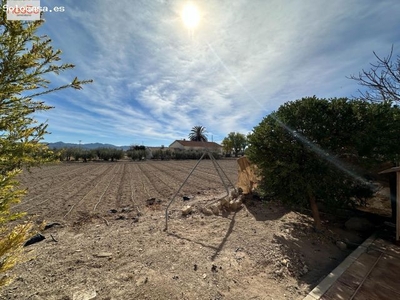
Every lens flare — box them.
[206,41,371,187]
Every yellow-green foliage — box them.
[0,170,31,286]
[0,223,32,287]
[0,170,26,223]
[0,0,91,287]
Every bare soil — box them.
[1,160,368,300]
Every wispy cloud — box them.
[36,0,400,146]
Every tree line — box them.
[53,145,223,162]
[54,147,124,162]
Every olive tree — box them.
[222,132,247,157]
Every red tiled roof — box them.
[170,140,222,148]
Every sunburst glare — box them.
[181,2,200,30]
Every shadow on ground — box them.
[273,232,341,286]
[167,212,238,261]
[270,212,375,288]
[243,197,288,221]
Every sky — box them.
[31,0,400,146]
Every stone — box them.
[135,276,148,286]
[302,265,309,274]
[345,217,374,232]
[210,203,220,215]
[336,241,347,251]
[121,207,133,213]
[230,189,239,199]
[228,198,243,211]
[181,205,192,216]
[220,197,230,208]
[72,288,97,300]
[201,207,213,216]
[94,252,112,258]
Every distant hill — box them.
[46,141,130,151]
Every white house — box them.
[169,140,223,154]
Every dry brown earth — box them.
[0,160,367,300]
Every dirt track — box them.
[1,160,359,300]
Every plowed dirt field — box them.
[13,160,238,225]
[1,160,360,300]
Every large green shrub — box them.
[247,97,400,230]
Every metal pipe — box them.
[164,152,206,231]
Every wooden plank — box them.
[379,167,400,174]
[397,172,400,241]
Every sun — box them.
[181,3,200,29]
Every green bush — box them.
[247,97,400,230]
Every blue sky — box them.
[35,0,400,146]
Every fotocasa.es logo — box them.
[6,0,41,21]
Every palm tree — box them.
[188,125,208,142]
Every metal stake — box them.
[164,150,235,231]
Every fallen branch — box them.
[44,222,62,230]
[101,217,109,226]
[50,234,58,242]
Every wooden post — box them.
[397,171,400,241]
[378,167,400,241]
